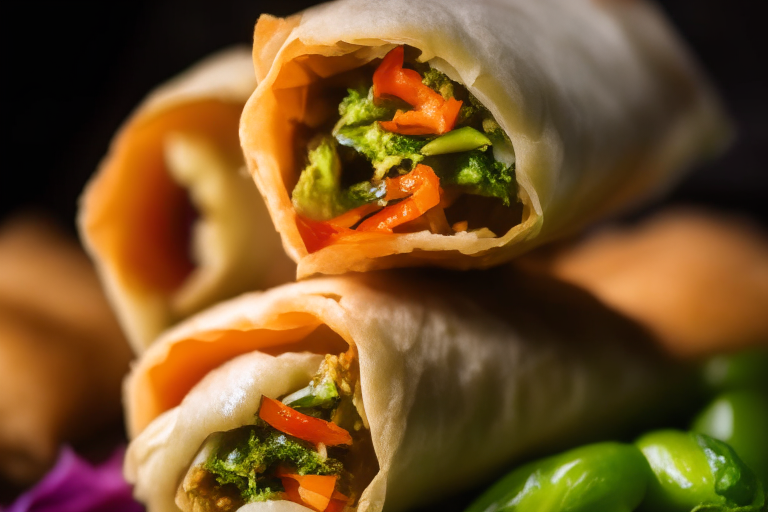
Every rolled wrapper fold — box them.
[79,47,294,353]
[242,0,730,278]
[125,271,688,512]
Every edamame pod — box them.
[692,390,768,489]
[636,430,765,512]
[464,442,650,512]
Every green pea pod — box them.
[636,430,765,512]
[692,390,768,490]
[464,442,650,512]
[702,350,768,393]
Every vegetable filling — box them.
[292,45,519,253]
[180,348,376,512]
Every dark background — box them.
[4,0,768,235]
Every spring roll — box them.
[519,209,768,358]
[124,270,687,512]
[0,216,131,486]
[241,0,730,278]
[79,47,294,353]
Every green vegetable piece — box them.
[336,123,426,179]
[431,149,516,206]
[292,137,344,221]
[636,430,764,512]
[335,86,394,129]
[420,127,492,156]
[292,137,383,221]
[464,442,651,512]
[422,67,455,100]
[692,390,768,489]
[205,425,343,503]
[282,374,340,410]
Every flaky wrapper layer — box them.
[242,0,730,278]
[79,47,293,353]
[125,271,685,512]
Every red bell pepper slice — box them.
[259,396,352,446]
[373,46,462,135]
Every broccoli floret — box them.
[292,137,344,221]
[292,137,385,221]
[434,150,516,206]
[422,68,455,100]
[205,426,343,503]
[335,86,394,130]
[481,116,511,145]
[342,180,386,208]
[336,123,426,180]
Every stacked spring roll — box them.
[519,209,768,358]
[79,48,294,352]
[241,0,730,278]
[93,1,742,511]
[124,271,688,512]
[0,216,132,486]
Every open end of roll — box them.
[267,44,522,254]
[140,320,377,512]
[85,100,253,317]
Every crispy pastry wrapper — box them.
[125,271,687,512]
[79,47,294,353]
[0,216,132,485]
[241,0,731,278]
[520,209,768,358]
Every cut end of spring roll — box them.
[124,271,690,512]
[78,47,295,353]
[241,0,731,279]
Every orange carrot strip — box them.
[278,470,340,512]
[259,397,352,446]
[327,202,382,229]
[325,497,350,512]
[296,215,343,254]
[357,164,442,233]
[373,46,461,135]
[281,477,305,507]
[296,201,384,254]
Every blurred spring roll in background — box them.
[241,0,730,278]
[124,271,690,512]
[79,47,294,353]
[520,209,768,358]
[0,216,132,487]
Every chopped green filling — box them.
[422,68,454,100]
[205,425,343,503]
[294,64,518,224]
[335,86,395,129]
[282,373,340,411]
[430,150,516,206]
[482,117,510,146]
[336,122,426,179]
[292,137,385,221]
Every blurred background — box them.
[3,0,767,233]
